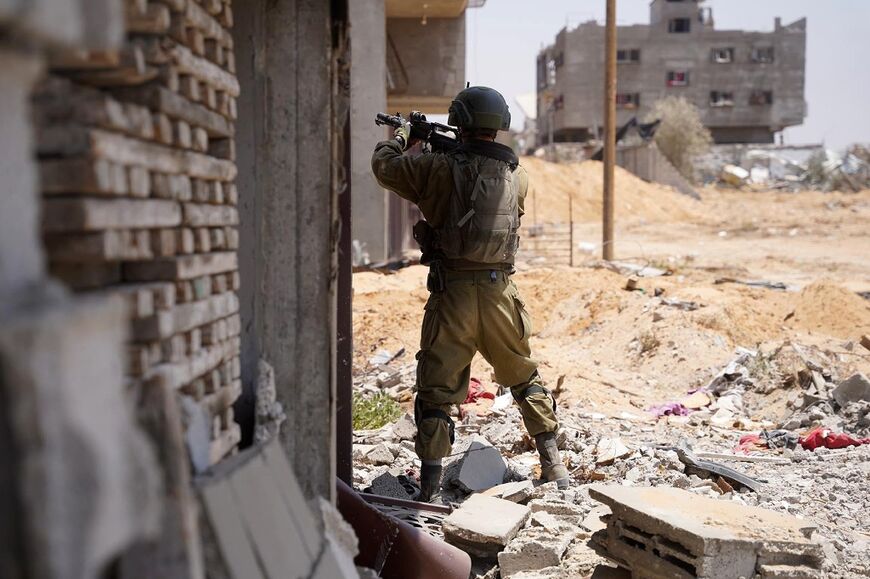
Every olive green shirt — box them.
[370,139,529,230]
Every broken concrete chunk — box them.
[526,481,560,502]
[390,413,417,440]
[832,373,870,407]
[481,480,534,503]
[530,511,583,535]
[589,485,823,579]
[581,505,610,534]
[498,527,577,578]
[363,443,394,466]
[528,499,584,519]
[442,494,531,558]
[595,437,632,465]
[444,435,507,492]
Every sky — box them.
[464,0,870,150]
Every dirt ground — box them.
[353,158,870,417]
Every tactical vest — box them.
[434,151,520,267]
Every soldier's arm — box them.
[515,165,529,219]
[371,140,437,205]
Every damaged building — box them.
[537,0,807,145]
[0,0,408,576]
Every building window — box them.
[751,47,775,63]
[666,71,689,87]
[616,93,640,109]
[749,90,774,105]
[554,51,564,68]
[669,18,691,33]
[554,94,565,110]
[536,55,547,90]
[711,48,734,63]
[710,91,734,107]
[616,49,641,63]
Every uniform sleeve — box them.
[515,165,529,219]
[371,139,438,205]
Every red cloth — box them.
[799,427,870,451]
[462,378,495,405]
[734,434,766,454]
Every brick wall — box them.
[33,0,242,466]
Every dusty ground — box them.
[354,160,870,414]
[352,159,870,577]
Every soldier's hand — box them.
[394,121,411,150]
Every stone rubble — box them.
[351,339,870,578]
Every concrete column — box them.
[349,0,388,264]
[235,0,338,501]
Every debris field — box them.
[352,166,870,578]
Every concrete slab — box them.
[481,480,534,503]
[442,494,530,558]
[589,485,823,579]
[454,438,508,492]
[368,472,413,500]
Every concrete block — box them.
[498,527,577,578]
[832,373,870,407]
[528,499,584,518]
[445,435,507,492]
[442,494,530,557]
[481,480,534,503]
[589,485,824,579]
[389,413,417,440]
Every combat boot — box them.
[418,462,442,502]
[534,432,570,489]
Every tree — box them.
[644,96,713,183]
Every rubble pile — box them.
[698,143,870,192]
[352,346,870,577]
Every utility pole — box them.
[602,0,617,261]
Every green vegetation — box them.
[352,392,402,430]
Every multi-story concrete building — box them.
[537,0,806,145]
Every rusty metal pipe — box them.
[336,479,471,578]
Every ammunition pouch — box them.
[413,220,436,265]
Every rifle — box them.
[375,111,460,153]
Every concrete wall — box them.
[235,0,340,501]
[387,15,466,113]
[538,2,806,145]
[351,0,389,264]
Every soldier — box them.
[371,86,569,501]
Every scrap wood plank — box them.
[43,198,181,232]
[38,126,236,180]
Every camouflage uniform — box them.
[371,139,559,461]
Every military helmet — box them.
[448,86,511,131]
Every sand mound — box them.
[520,157,699,224]
[787,281,870,339]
